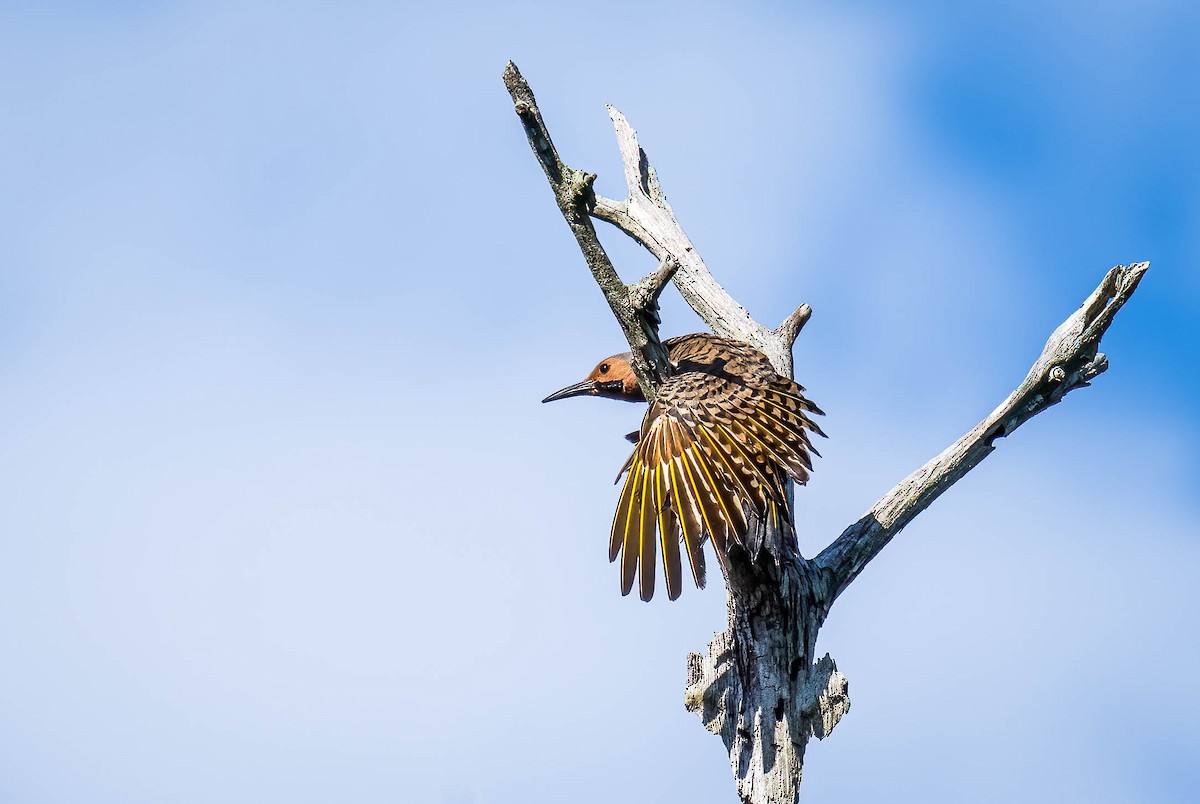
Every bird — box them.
[542,333,824,601]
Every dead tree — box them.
[503,62,1147,804]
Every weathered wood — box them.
[813,261,1147,606]
[502,62,674,402]
[589,106,799,377]
[504,61,1147,803]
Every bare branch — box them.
[774,303,813,348]
[814,262,1149,604]
[591,106,812,376]
[503,62,671,401]
[628,256,679,315]
[505,61,814,396]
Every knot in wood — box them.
[558,169,597,218]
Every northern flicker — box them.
[543,333,824,601]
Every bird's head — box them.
[542,352,645,403]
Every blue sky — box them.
[1,2,1197,802]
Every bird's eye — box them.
[599,363,610,374]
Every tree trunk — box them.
[687,543,848,803]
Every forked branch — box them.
[814,261,1149,604]
[503,62,674,401]
[590,106,809,376]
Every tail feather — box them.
[682,447,732,562]
[670,456,707,588]
[693,424,758,532]
[654,465,683,601]
[611,462,641,562]
[636,466,657,601]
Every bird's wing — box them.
[610,368,823,601]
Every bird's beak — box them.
[542,379,597,403]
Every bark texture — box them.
[504,61,1147,803]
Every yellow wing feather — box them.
[605,333,825,600]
